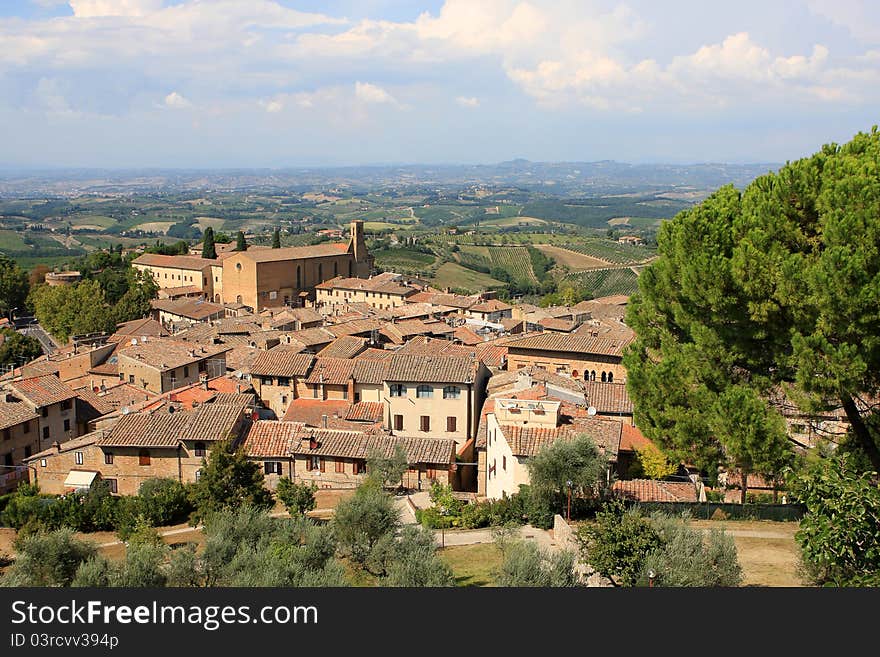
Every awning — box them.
[63,470,99,489]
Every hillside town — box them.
[0,219,821,512]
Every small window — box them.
[75,451,83,465]
[105,478,118,494]
[342,387,348,400]
[23,421,30,434]
[443,386,460,399]
[264,461,282,475]
[104,452,113,465]
[277,377,290,387]
[61,399,72,411]
[420,416,430,432]
[389,384,404,397]
[63,419,70,432]
[41,407,49,418]
[394,414,403,431]
[183,366,189,378]
[503,456,507,471]
[24,445,31,458]
[42,427,50,440]
[310,455,321,471]
[335,459,345,474]
[446,416,457,433]
[194,442,206,457]
[269,291,277,300]
[416,385,433,399]
[195,469,202,481]
[40,458,47,468]
[601,372,607,382]
[1,429,8,441]
[129,374,135,384]
[119,372,125,381]
[139,449,151,466]
[608,372,614,383]
[353,460,366,475]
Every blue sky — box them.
[0,0,877,168]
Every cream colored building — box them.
[132,254,216,298]
[383,353,490,447]
[316,272,417,311]
[504,332,634,383]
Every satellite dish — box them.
[121,407,130,415]
[587,406,597,416]
[130,339,138,346]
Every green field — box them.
[438,543,502,587]
[481,215,546,227]
[564,267,641,297]
[373,247,436,272]
[431,262,505,293]
[0,230,30,251]
[488,247,538,284]
[70,214,116,228]
[562,239,656,265]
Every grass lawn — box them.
[431,262,505,293]
[438,543,503,587]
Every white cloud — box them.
[70,0,164,18]
[164,91,191,108]
[261,99,283,113]
[456,96,479,108]
[354,81,396,105]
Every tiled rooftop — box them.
[9,375,77,408]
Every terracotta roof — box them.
[282,399,368,430]
[500,417,621,459]
[9,375,77,408]
[244,420,455,464]
[151,298,224,321]
[385,353,478,384]
[406,291,477,309]
[453,327,484,346]
[117,340,230,372]
[97,401,247,448]
[345,401,384,423]
[250,349,314,377]
[284,327,337,348]
[469,299,512,313]
[582,381,633,415]
[0,401,39,431]
[619,424,655,452]
[111,318,169,339]
[304,358,354,385]
[211,392,257,406]
[326,318,385,337]
[133,253,214,271]
[357,348,393,360]
[75,383,152,418]
[395,336,506,369]
[233,242,349,263]
[25,431,103,462]
[504,332,633,357]
[317,336,369,359]
[500,317,523,331]
[538,317,579,332]
[316,273,416,296]
[352,358,389,384]
[488,366,587,396]
[612,479,698,503]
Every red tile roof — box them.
[345,401,384,423]
[612,479,698,503]
[0,401,39,431]
[504,332,634,357]
[386,353,479,384]
[9,375,77,408]
[234,242,349,262]
[97,401,247,448]
[619,424,655,452]
[304,358,354,385]
[500,417,621,459]
[243,420,455,465]
[250,349,314,377]
[317,336,369,359]
[133,253,214,271]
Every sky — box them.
[0,0,878,168]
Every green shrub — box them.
[137,478,193,526]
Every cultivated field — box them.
[488,246,538,284]
[535,244,609,269]
[431,262,505,293]
[132,221,174,234]
[564,268,641,297]
[563,239,656,265]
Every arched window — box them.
[214,295,220,303]
[139,449,151,466]
[236,295,242,304]
[590,371,596,381]
[601,372,607,382]
[416,385,433,399]
[296,266,301,288]
[608,372,614,383]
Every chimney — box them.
[321,414,328,429]
[301,432,317,450]
[52,441,61,452]
[200,372,209,390]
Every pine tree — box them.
[201,227,216,259]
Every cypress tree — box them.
[272,228,281,249]
[201,227,216,259]
[235,231,248,251]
